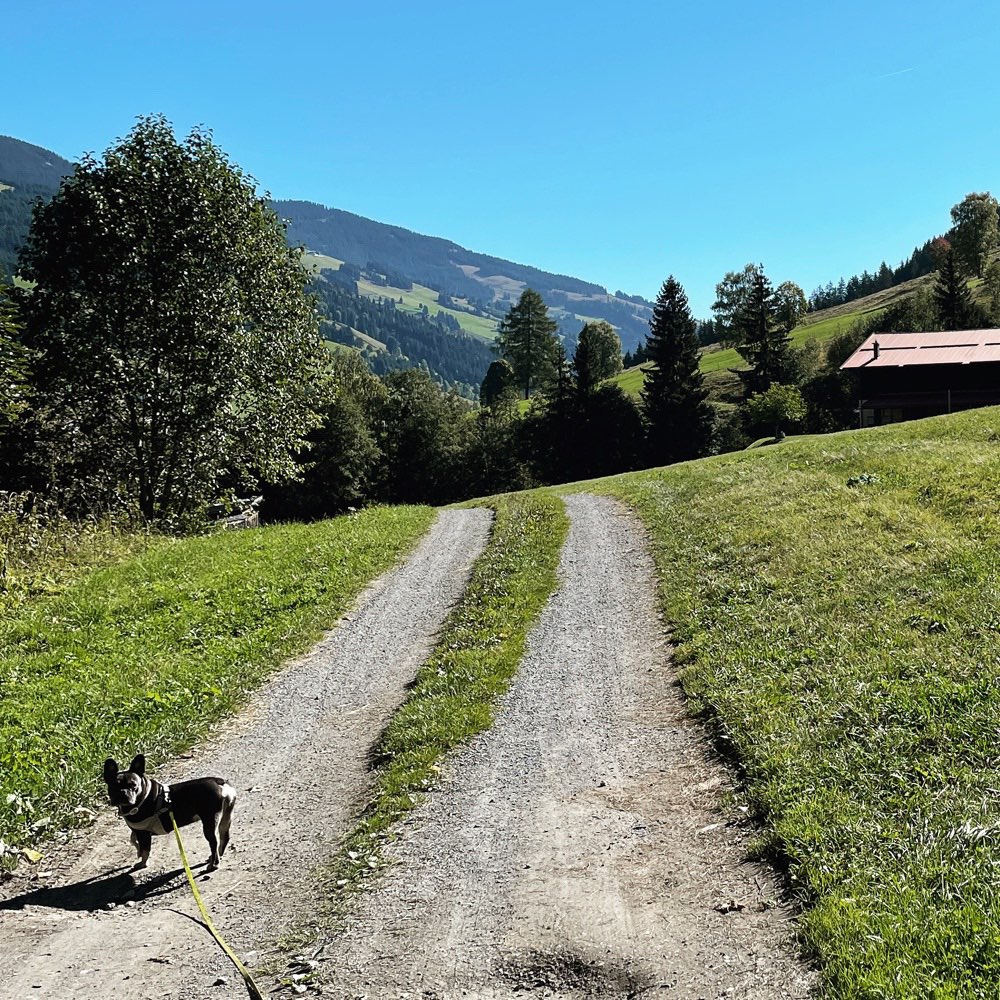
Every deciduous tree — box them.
[0,284,29,427]
[371,368,470,505]
[774,281,808,334]
[744,383,807,440]
[950,192,999,278]
[573,320,622,393]
[711,264,758,347]
[16,116,328,523]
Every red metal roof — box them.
[840,330,1000,369]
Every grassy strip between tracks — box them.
[0,505,435,867]
[322,493,567,907]
[591,407,1000,999]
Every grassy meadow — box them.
[580,408,1000,997]
[302,250,498,340]
[0,506,435,863]
[355,275,498,340]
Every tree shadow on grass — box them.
[0,862,203,913]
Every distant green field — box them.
[356,277,498,341]
[613,364,648,396]
[793,304,882,346]
[302,252,345,273]
[574,407,1000,996]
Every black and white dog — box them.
[103,753,236,871]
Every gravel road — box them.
[324,493,815,998]
[0,508,492,1000]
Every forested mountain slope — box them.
[0,136,72,276]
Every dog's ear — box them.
[128,753,146,776]
[103,758,119,783]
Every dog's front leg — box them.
[130,829,152,870]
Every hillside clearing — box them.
[613,271,942,397]
[587,408,1000,997]
[355,275,498,340]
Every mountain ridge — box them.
[0,135,653,349]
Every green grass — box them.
[356,276,498,340]
[1,499,157,617]
[613,363,648,396]
[0,506,435,864]
[579,408,1000,997]
[321,493,568,902]
[301,252,345,273]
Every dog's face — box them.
[103,754,149,815]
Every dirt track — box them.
[325,494,814,998]
[0,495,814,999]
[0,508,492,999]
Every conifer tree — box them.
[640,276,714,465]
[494,289,559,398]
[934,247,979,330]
[735,267,796,394]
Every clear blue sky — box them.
[5,0,1000,315]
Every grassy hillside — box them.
[613,270,942,399]
[305,250,498,341]
[276,199,654,350]
[356,275,498,340]
[580,409,1000,996]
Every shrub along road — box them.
[0,508,492,998]
[324,494,812,998]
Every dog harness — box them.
[124,781,174,836]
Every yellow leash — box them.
[169,811,264,1000]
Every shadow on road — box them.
[0,864,196,912]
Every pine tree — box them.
[640,276,714,465]
[735,267,795,395]
[494,289,559,399]
[934,247,978,330]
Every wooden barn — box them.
[840,330,1000,427]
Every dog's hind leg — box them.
[130,830,152,870]
[201,814,221,870]
[217,786,236,859]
